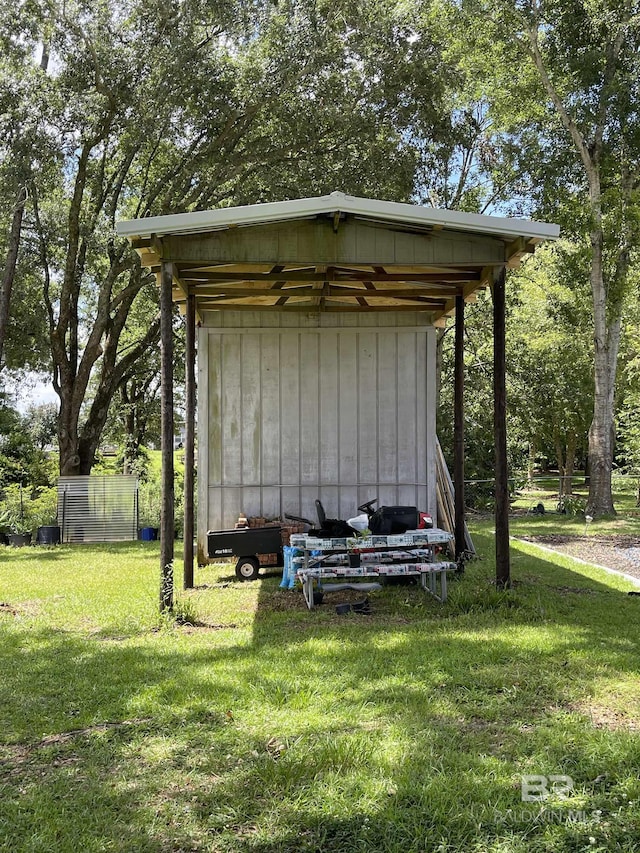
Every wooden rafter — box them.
[130,217,535,324]
[506,237,536,268]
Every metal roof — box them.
[117,192,559,320]
[117,190,560,243]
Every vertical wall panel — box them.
[207,334,222,483]
[220,335,241,486]
[279,333,301,514]
[337,333,358,518]
[261,336,280,484]
[261,334,281,518]
[299,333,320,485]
[240,336,261,485]
[397,331,418,484]
[357,332,378,493]
[319,333,339,482]
[200,314,435,548]
[318,331,339,515]
[377,332,398,487]
[415,330,429,513]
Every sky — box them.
[6,375,58,413]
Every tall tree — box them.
[460,0,640,516]
[0,2,53,371]
[508,243,593,496]
[6,0,438,475]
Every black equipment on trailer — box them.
[207,526,283,581]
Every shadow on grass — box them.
[1,532,640,851]
[0,540,161,563]
[0,544,68,563]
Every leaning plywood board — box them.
[435,438,475,555]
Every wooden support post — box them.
[183,292,196,589]
[160,260,175,611]
[493,268,511,589]
[454,293,466,560]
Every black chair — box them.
[315,499,326,528]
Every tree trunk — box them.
[564,434,577,497]
[527,442,536,486]
[0,187,27,370]
[160,262,174,612]
[586,214,619,517]
[123,390,137,475]
[58,396,82,476]
[524,21,628,518]
[554,431,565,501]
[493,269,510,589]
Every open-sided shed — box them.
[117,192,559,601]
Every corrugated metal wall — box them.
[58,475,138,543]
[198,312,436,541]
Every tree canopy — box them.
[1,0,639,517]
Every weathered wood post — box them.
[493,267,511,588]
[183,291,196,589]
[454,293,466,559]
[160,259,175,610]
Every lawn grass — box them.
[1,529,640,852]
[511,473,640,538]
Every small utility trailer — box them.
[207,526,283,580]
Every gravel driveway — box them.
[517,534,640,584]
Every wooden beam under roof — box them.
[139,242,496,317]
[156,256,508,268]
[137,251,159,267]
[198,302,438,313]
[429,281,485,322]
[270,263,290,304]
[430,265,496,322]
[196,300,447,312]
[196,290,446,305]
[176,269,481,284]
[170,261,206,324]
[506,236,536,269]
[313,264,325,309]
[174,262,312,273]
[187,285,460,299]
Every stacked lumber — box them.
[435,439,475,555]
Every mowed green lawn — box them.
[1,527,639,853]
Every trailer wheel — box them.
[236,556,260,581]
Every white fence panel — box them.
[58,475,138,543]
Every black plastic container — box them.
[36,525,61,545]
